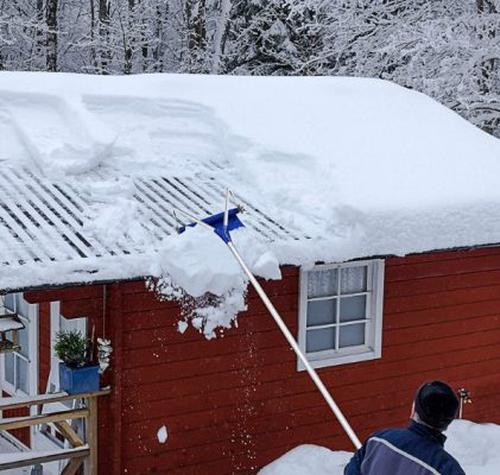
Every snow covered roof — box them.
[0,165,297,291]
[1,71,500,292]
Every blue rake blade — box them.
[179,207,245,243]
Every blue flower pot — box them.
[59,363,100,395]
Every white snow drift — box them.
[259,420,500,475]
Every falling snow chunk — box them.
[154,226,245,299]
[157,426,168,444]
[177,321,188,334]
[151,226,269,339]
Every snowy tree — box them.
[46,0,58,71]
[211,0,232,73]
[221,0,328,75]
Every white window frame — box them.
[298,259,385,370]
[0,293,39,449]
[0,294,38,398]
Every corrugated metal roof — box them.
[0,168,300,270]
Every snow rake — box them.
[174,192,362,450]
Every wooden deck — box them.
[0,387,110,474]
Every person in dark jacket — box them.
[344,380,465,475]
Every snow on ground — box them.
[447,419,500,474]
[259,445,351,475]
[2,72,500,333]
[259,420,500,475]
[0,434,56,475]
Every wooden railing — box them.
[0,387,111,474]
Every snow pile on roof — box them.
[259,420,500,475]
[150,226,281,338]
[1,71,500,311]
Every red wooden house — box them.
[1,182,500,474]
[1,73,500,474]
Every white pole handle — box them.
[173,207,362,449]
[227,241,362,450]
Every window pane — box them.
[341,266,367,294]
[4,294,15,312]
[306,327,336,353]
[17,325,29,357]
[16,295,30,318]
[340,295,367,322]
[5,352,14,385]
[339,324,366,348]
[60,316,86,335]
[307,269,338,298]
[16,357,29,393]
[307,299,336,326]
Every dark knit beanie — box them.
[414,381,459,431]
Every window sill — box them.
[1,386,29,398]
[297,348,381,371]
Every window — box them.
[2,294,32,394]
[298,260,384,369]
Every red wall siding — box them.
[115,270,302,474]
[2,391,30,447]
[26,245,500,474]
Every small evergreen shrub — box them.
[54,330,89,368]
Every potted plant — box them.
[54,330,99,394]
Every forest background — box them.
[1,1,499,137]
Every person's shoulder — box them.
[365,426,409,443]
[370,426,411,439]
[439,448,466,475]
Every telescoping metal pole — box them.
[226,240,362,450]
[174,206,362,450]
